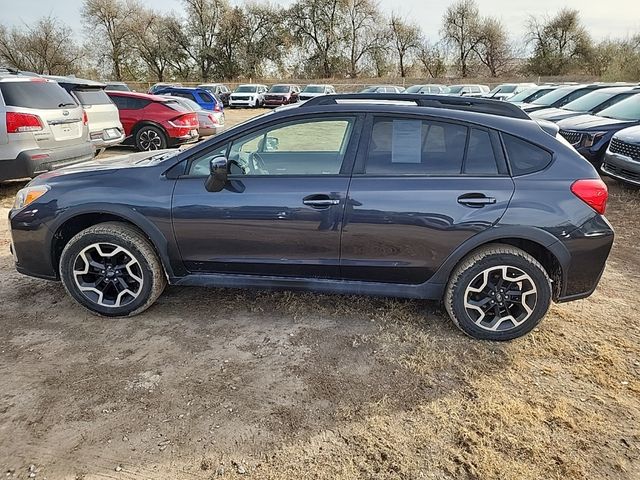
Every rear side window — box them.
[108,95,150,110]
[502,133,553,175]
[199,92,214,103]
[466,129,498,175]
[0,81,77,109]
[365,118,469,175]
[73,88,113,105]
[163,100,191,113]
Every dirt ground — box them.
[0,109,639,480]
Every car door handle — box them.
[457,193,497,208]
[303,194,340,208]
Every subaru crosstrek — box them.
[8,94,614,341]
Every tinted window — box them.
[235,86,258,93]
[73,88,113,105]
[108,95,150,110]
[225,117,355,176]
[502,133,553,175]
[466,129,498,175]
[199,91,214,103]
[173,92,196,101]
[0,81,77,109]
[365,118,467,175]
[533,87,577,106]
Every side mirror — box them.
[205,156,228,192]
[264,136,279,151]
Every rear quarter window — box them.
[73,88,113,105]
[0,81,78,109]
[502,133,553,175]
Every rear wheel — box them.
[444,244,552,340]
[59,222,166,317]
[135,125,167,151]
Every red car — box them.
[106,91,199,151]
[263,84,301,107]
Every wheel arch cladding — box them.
[51,210,172,279]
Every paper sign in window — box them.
[392,120,422,164]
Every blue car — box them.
[154,86,223,112]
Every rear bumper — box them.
[601,152,640,186]
[90,128,125,148]
[0,141,96,181]
[198,125,225,137]
[555,214,614,302]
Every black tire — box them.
[254,99,259,108]
[59,222,167,317]
[444,244,552,341]
[134,125,167,151]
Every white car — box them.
[298,84,336,101]
[229,84,268,108]
[48,76,125,151]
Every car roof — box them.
[44,75,106,88]
[107,90,166,101]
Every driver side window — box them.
[226,117,356,176]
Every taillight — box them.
[6,112,43,133]
[82,110,88,125]
[214,103,222,112]
[571,179,608,214]
[169,113,198,128]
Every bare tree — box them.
[0,16,83,75]
[344,0,380,78]
[182,0,226,81]
[441,0,482,77]
[82,0,134,80]
[129,9,176,81]
[389,14,420,78]
[417,40,447,78]
[526,8,592,75]
[215,6,245,79]
[287,0,347,77]
[241,2,288,78]
[473,17,512,77]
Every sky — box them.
[1,0,639,41]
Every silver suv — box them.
[0,69,94,182]
[48,76,125,151]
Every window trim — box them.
[353,113,509,177]
[179,113,364,178]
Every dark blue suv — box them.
[8,94,614,341]
[154,86,223,112]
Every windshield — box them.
[509,87,544,102]
[447,86,464,94]
[489,85,517,95]
[235,85,258,93]
[563,91,617,112]
[405,85,422,93]
[597,94,640,121]
[105,83,129,92]
[173,96,202,111]
[73,88,113,105]
[532,87,577,105]
[269,85,291,93]
[303,85,324,93]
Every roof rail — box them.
[301,93,530,120]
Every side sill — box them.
[170,273,445,300]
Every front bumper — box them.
[229,98,257,107]
[0,141,96,181]
[601,151,640,186]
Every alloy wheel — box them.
[72,242,144,308]
[463,265,537,332]
[139,129,162,150]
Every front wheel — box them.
[444,244,552,340]
[59,222,167,317]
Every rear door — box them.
[341,114,515,284]
[171,114,363,278]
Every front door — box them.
[171,114,362,278]
[341,115,515,284]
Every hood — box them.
[557,114,637,131]
[614,125,640,144]
[531,107,581,122]
[521,103,549,113]
[35,149,179,181]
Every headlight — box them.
[13,185,50,210]
[584,131,607,148]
